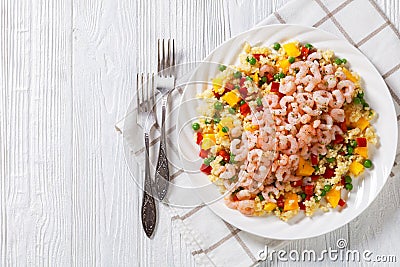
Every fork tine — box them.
[171,39,175,68]
[166,39,171,71]
[136,73,140,123]
[162,39,166,72]
[141,73,146,112]
[157,39,161,73]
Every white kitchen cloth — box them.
[116,0,400,266]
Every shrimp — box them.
[254,165,269,182]
[279,76,296,95]
[307,51,322,61]
[259,64,276,77]
[302,105,322,116]
[310,143,328,155]
[246,131,258,149]
[322,64,336,75]
[263,94,279,109]
[297,125,316,147]
[220,164,236,179]
[301,75,319,92]
[313,120,321,128]
[313,90,332,108]
[335,69,347,80]
[281,135,299,154]
[330,108,345,122]
[329,90,345,109]
[288,155,300,169]
[275,166,292,182]
[306,61,322,82]
[337,80,355,103]
[323,75,337,90]
[331,125,343,136]
[230,126,242,138]
[236,189,252,200]
[272,96,293,116]
[262,186,279,203]
[224,197,238,209]
[317,129,332,145]
[296,92,314,108]
[230,136,248,162]
[237,200,255,216]
[247,148,263,164]
[300,114,312,124]
[319,114,333,130]
[290,61,309,80]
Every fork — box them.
[155,39,175,201]
[137,73,157,238]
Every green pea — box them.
[363,102,370,108]
[345,183,353,191]
[214,101,223,110]
[273,42,281,50]
[353,97,362,105]
[246,76,253,81]
[205,119,211,124]
[335,58,343,65]
[278,72,286,79]
[213,117,221,124]
[256,97,262,106]
[228,107,236,114]
[220,160,226,166]
[192,122,200,131]
[324,185,332,192]
[363,159,373,168]
[234,71,242,78]
[222,126,229,133]
[273,74,280,81]
[305,43,313,49]
[350,140,358,147]
[326,157,335,163]
[342,58,347,64]
[300,193,306,199]
[320,189,326,197]
[347,146,354,155]
[345,175,352,184]
[261,76,267,83]
[239,100,245,106]
[248,57,256,65]
[288,56,295,64]
[357,91,364,98]
[219,65,227,72]
[314,165,320,172]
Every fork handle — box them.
[141,133,156,238]
[155,95,170,201]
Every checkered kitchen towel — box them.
[117,0,400,266]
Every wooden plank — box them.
[0,0,73,266]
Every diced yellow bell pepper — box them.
[212,77,223,91]
[277,59,290,73]
[264,202,277,212]
[283,42,301,57]
[296,157,315,176]
[326,186,341,208]
[201,134,216,150]
[343,68,358,83]
[244,124,259,132]
[353,117,370,131]
[284,193,299,211]
[349,161,364,176]
[354,147,368,158]
[252,71,259,83]
[221,90,241,107]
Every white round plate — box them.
[177,24,397,240]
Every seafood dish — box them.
[192,41,378,221]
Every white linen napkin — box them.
[116,0,400,266]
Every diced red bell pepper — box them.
[200,164,212,175]
[277,195,285,208]
[213,91,221,99]
[217,150,230,162]
[199,149,208,159]
[300,47,310,60]
[267,73,274,83]
[252,54,262,61]
[291,180,303,187]
[356,137,367,147]
[239,87,248,98]
[196,132,203,145]
[323,167,335,179]
[270,82,280,92]
[240,77,246,87]
[338,199,346,207]
[240,102,251,116]
[338,121,347,132]
[304,185,314,196]
[299,201,306,210]
[311,175,320,181]
[311,154,318,166]
[305,195,312,201]
[333,134,344,144]
[341,176,346,186]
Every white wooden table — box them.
[1,0,399,266]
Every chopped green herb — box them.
[218,65,227,72]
